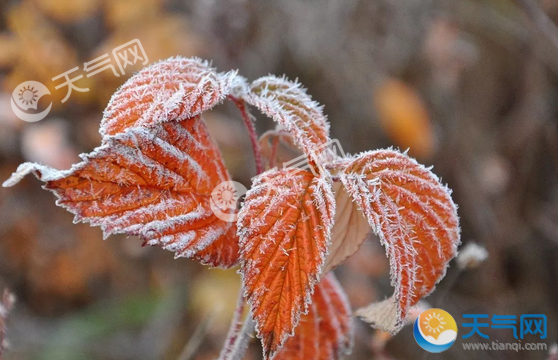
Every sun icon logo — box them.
[423,311,446,334]
[214,183,238,208]
[414,308,458,353]
[11,80,52,122]
[18,86,39,106]
[210,181,248,222]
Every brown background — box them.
[0,0,557,359]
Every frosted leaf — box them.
[355,298,398,332]
[340,149,460,333]
[237,167,335,359]
[242,76,331,161]
[274,273,353,360]
[3,117,239,268]
[323,182,372,273]
[101,57,237,137]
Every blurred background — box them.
[0,0,557,359]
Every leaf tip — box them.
[2,162,45,187]
[355,297,403,334]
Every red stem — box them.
[269,136,280,169]
[218,96,264,360]
[218,290,246,360]
[229,96,264,175]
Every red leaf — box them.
[274,273,353,360]
[237,168,335,359]
[101,57,236,137]
[3,117,239,268]
[340,149,460,332]
[242,76,331,160]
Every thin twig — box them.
[0,289,16,360]
[177,311,217,360]
[218,290,247,360]
[219,315,255,360]
[218,96,263,360]
[269,136,280,169]
[229,96,265,175]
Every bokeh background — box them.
[1,0,558,359]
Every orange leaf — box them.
[374,79,436,159]
[237,168,335,359]
[274,273,353,360]
[3,117,239,268]
[340,149,460,332]
[242,76,331,160]
[101,57,236,137]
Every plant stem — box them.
[218,290,246,360]
[218,96,263,360]
[0,289,15,360]
[229,96,265,175]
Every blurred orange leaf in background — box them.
[31,0,100,24]
[374,78,436,159]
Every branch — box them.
[0,289,15,360]
[229,96,265,175]
[219,96,263,360]
[218,289,255,360]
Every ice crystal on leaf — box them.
[340,149,460,332]
[3,56,461,360]
[274,273,353,360]
[4,57,240,268]
[4,118,239,268]
[237,168,335,359]
[241,76,331,162]
[101,57,237,137]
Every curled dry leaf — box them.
[237,168,335,359]
[323,182,372,273]
[274,273,353,360]
[3,118,239,268]
[242,76,331,160]
[340,149,460,332]
[101,57,236,137]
